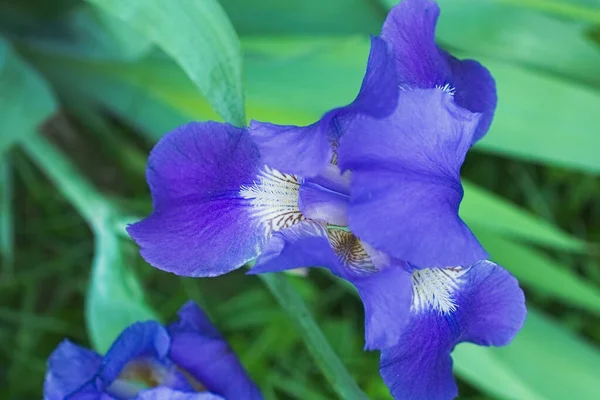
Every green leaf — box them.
[473,228,600,315]
[0,37,56,154]
[461,181,586,252]
[88,224,159,353]
[219,0,383,35]
[24,5,153,61]
[258,273,368,400]
[454,309,600,400]
[434,0,600,88]
[22,134,158,353]
[471,56,600,174]
[499,0,600,24]
[86,0,245,126]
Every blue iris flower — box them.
[44,302,262,400]
[127,0,526,399]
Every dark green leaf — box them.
[454,309,600,400]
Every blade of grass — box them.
[258,273,368,400]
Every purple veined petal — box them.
[380,260,526,400]
[249,35,398,178]
[338,88,487,268]
[136,388,224,400]
[43,340,103,400]
[249,222,412,350]
[443,53,497,144]
[128,122,306,277]
[381,0,497,141]
[298,164,351,226]
[167,303,263,400]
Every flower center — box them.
[411,267,467,314]
[240,166,304,235]
[327,229,377,274]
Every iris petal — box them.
[382,0,497,143]
[339,88,487,268]
[44,341,102,400]
[380,261,526,400]
[167,302,263,400]
[137,388,224,400]
[128,122,284,277]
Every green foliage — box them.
[2,0,600,399]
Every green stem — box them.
[0,154,13,277]
[21,134,111,230]
[258,273,368,400]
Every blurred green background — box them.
[1,0,600,399]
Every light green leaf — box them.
[86,0,245,126]
[472,57,600,174]
[461,181,586,252]
[259,273,368,400]
[434,0,600,88]
[88,224,159,353]
[0,37,56,154]
[454,309,600,400]
[473,228,600,315]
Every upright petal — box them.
[382,0,448,88]
[249,35,397,177]
[44,340,103,400]
[250,222,412,350]
[127,122,269,277]
[380,261,526,400]
[338,88,487,268]
[382,0,497,141]
[167,303,263,400]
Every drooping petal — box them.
[338,88,487,268]
[167,303,263,400]
[137,388,224,400]
[249,35,398,177]
[380,261,526,400]
[44,340,103,400]
[250,222,412,350]
[298,164,351,226]
[381,0,497,142]
[128,122,273,277]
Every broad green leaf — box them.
[454,309,600,400]
[258,273,368,400]
[434,0,600,88]
[461,181,586,252]
[0,37,56,154]
[24,5,153,61]
[219,0,383,35]
[22,134,158,353]
[88,225,159,353]
[472,57,600,174]
[473,228,600,315]
[499,0,600,24]
[87,0,245,126]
